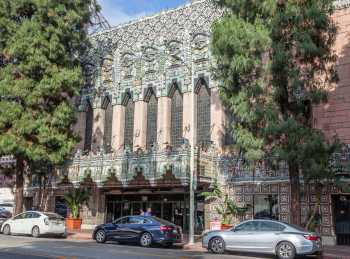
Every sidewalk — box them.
[67,231,350,258]
[323,246,350,259]
[66,230,92,240]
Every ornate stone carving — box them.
[166,40,183,67]
[83,0,222,99]
[120,52,136,79]
[192,32,209,62]
[101,55,114,86]
[142,46,158,74]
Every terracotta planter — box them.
[221,223,233,230]
[66,218,82,231]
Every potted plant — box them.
[201,180,244,230]
[64,188,90,231]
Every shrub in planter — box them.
[201,180,248,230]
[64,188,90,231]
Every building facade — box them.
[21,0,350,245]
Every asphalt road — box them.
[0,235,273,259]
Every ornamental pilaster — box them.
[111,104,126,153]
[133,100,148,150]
[157,96,171,149]
[210,87,226,151]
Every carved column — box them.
[73,110,86,151]
[210,87,225,151]
[133,100,148,150]
[111,104,125,152]
[183,92,197,146]
[157,96,171,148]
[92,104,105,151]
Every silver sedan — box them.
[202,219,322,259]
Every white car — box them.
[1,211,66,237]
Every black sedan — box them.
[93,216,182,247]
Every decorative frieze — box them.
[79,0,223,107]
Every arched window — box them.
[170,87,183,148]
[197,84,211,146]
[124,94,134,150]
[103,97,113,152]
[146,91,158,150]
[84,101,93,151]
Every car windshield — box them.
[152,217,174,226]
[0,203,13,207]
[44,213,64,220]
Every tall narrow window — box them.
[84,102,93,151]
[103,98,113,152]
[171,88,183,148]
[146,92,158,150]
[197,85,211,146]
[124,95,134,150]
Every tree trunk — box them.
[14,159,24,215]
[289,162,301,226]
[306,183,322,231]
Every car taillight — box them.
[160,226,172,232]
[44,218,49,225]
[304,234,318,241]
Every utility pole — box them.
[189,52,195,245]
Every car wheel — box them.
[209,237,225,254]
[32,226,40,238]
[139,232,152,247]
[276,241,296,259]
[3,225,11,235]
[95,229,107,243]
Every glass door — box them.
[131,202,142,216]
[163,202,173,222]
[150,202,162,218]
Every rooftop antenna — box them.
[88,0,111,34]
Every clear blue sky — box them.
[98,0,189,27]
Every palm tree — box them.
[64,188,90,219]
[201,180,242,225]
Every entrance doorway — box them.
[105,193,204,233]
[332,195,350,245]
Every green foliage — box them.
[0,1,95,171]
[212,0,339,225]
[64,188,90,219]
[202,180,248,224]
[212,0,339,183]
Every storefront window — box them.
[105,194,191,232]
[55,196,68,218]
[253,194,279,220]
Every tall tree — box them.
[212,0,338,225]
[0,0,97,214]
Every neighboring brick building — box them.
[21,0,350,246]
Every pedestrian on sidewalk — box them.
[144,207,152,216]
